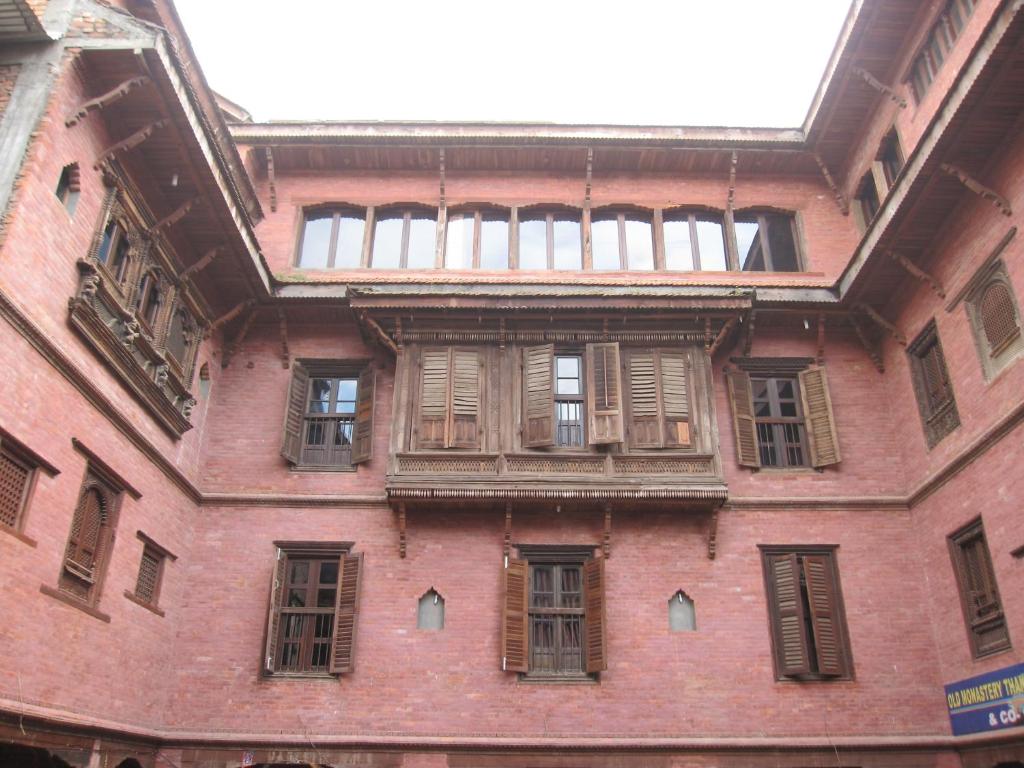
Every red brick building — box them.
[0,1,1022,767]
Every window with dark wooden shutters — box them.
[585,342,623,444]
[629,351,660,447]
[280,362,309,463]
[583,558,607,673]
[628,349,690,449]
[59,477,117,604]
[449,349,481,448]
[908,322,959,448]
[660,352,690,446]
[330,552,363,674]
[798,366,841,467]
[725,369,761,468]
[418,348,450,448]
[980,282,1019,355]
[418,347,482,449]
[134,545,161,605]
[351,368,376,464]
[522,344,556,447]
[501,559,529,672]
[263,549,287,674]
[949,519,1010,659]
[0,447,31,530]
[761,547,852,680]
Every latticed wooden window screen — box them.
[59,475,118,604]
[134,545,162,605]
[0,447,31,529]
[907,322,959,448]
[979,281,1020,355]
[948,518,1010,658]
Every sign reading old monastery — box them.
[945,663,1024,736]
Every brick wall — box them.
[0,64,20,122]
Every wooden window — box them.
[135,270,164,331]
[264,544,363,676]
[416,347,481,450]
[591,210,655,270]
[518,209,583,270]
[96,219,132,284]
[908,0,975,102]
[948,518,1011,658]
[296,207,365,269]
[625,348,690,449]
[371,207,437,269]
[965,268,1023,379]
[0,429,53,536]
[522,344,556,447]
[663,210,728,271]
[735,212,801,271]
[585,342,624,445]
[555,354,585,447]
[856,171,881,224]
[281,362,375,469]
[126,533,175,614]
[760,546,852,680]
[55,162,80,215]
[726,362,841,469]
[502,548,606,679]
[57,473,121,606]
[879,129,905,188]
[445,208,510,269]
[907,321,959,448]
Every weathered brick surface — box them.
[0,64,20,121]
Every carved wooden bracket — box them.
[816,312,826,365]
[221,308,257,368]
[743,310,756,356]
[851,67,907,108]
[727,151,738,212]
[940,163,1012,216]
[603,504,612,559]
[708,317,738,358]
[180,247,220,283]
[503,503,512,559]
[889,251,946,298]
[66,76,150,127]
[150,197,200,237]
[210,299,255,332]
[265,147,277,213]
[813,152,850,215]
[94,119,168,169]
[277,309,290,369]
[358,311,398,355]
[850,313,885,373]
[856,302,906,346]
[399,503,407,559]
[707,508,719,560]
[585,147,594,208]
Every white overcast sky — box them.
[173,0,853,127]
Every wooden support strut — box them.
[813,152,850,215]
[399,503,407,559]
[889,251,946,298]
[179,247,220,282]
[851,67,907,108]
[209,299,255,332]
[727,151,737,212]
[503,503,512,560]
[94,119,168,169]
[277,309,290,369]
[66,76,150,128]
[708,316,738,358]
[940,164,1012,216]
[221,308,257,369]
[265,147,277,213]
[358,311,399,356]
[150,197,200,237]
[743,309,756,356]
[850,313,885,373]
[603,505,612,559]
[707,508,719,560]
[816,312,826,365]
[856,303,906,346]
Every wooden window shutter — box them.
[980,282,1019,354]
[418,348,450,448]
[330,551,363,674]
[766,553,811,676]
[802,555,844,676]
[449,349,481,449]
[351,367,376,464]
[65,487,105,580]
[501,558,529,672]
[263,548,287,673]
[583,557,608,673]
[585,342,623,444]
[522,344,556,447]
[798,365,841,467]
[628,350,662,448]
[660,351,690,447]
[0,447,30,529]
[280,362,309,464]
[952,526,1010,656]
[725,369,761,468]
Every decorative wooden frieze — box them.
[399,329,707,344]
[387,486,729,503]
[66,76,150,128]
[94,119,168,169]
[940,163,1012,216]
[813,152,850,215]
[612,455,715,475]
[851,67,907,108]
[505,454,606,475]
[889,251,946,298]
[396,453,500,474]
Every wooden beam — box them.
[889,251,946,298]
[93,119,168,169]
[398,503,407,559]
[743,309,756,356]
[209,299,255,331]
[66,76,150,128]
[707,508,719,560]
[277,309,290,369]
[727,151,737,212]
[584,147,593,208]
[503,503,512,560]
[265,147,277,213]
[708,316,738,358]
[856,303,905,346]
[603,504,612,559]
[150,196,200,237]
[940,163,1012,216]
[851,67,907,108]
[358,311,399,356]
[179,247,221,282]
[221,308,257,369]
[816,312,826,365]
[813,152,849,215]
[850,313,885,373]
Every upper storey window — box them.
[908,0,976,102]
[735,212,801,272]
[297,208,364,269]
[372,207,436,269]
[445,208,510,269]
[663,210,728,271]
[518,209,583,271]
[591,210,655,271]
[96,219,132,284]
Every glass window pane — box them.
[624,217,654,270]
[406,214,437,268]
[309,378,331,412]
[479,216,509,269]
[664,218,694,270]
[445,213,474,269]
[556,356,579,379]
[765,215,799,271]
[519,218,548,270]
[335,378,357,414]
[371,216,403,268]
[335,213,364,269]
[735,218,764,271]
[299,215,333,269]
[695,217,727,270]
[591,218,621,270]
[319,561,338,585]
[552,218,582,270]
[96,222,116,265]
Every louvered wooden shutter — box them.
[586,342,623,444]
[449,349,481,449]
[980,282,1019,354]
[501,558,529,672]
[921,342,951,410]
[766,553,811,676]
[725,369,760,468]
[802,555,844,676]
[280,362,309,464]
[351,367,376,464]
[660,351,690,447]
[65,487,105,579]
[629,350,661,448]
[330,551,363,674]
[418,349,450,448]
[522,344,555,447]
[583,558,608,673]
[798,365,841,468]
[263,548,286,674]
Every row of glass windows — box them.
[296,206,803,273]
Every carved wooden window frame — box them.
[948,517,1011,659]
[906,320,960,448]
[964,263,1023,380]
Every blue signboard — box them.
[945,662,1024,736]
